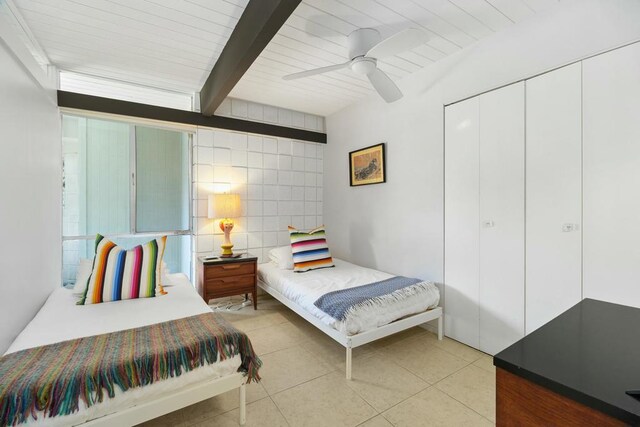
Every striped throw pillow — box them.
[289,226,334,272]
[80,234,168,305]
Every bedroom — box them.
[1,0,640,425]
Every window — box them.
[62,115,192,285]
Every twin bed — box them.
[1,256,442,425]
[258,258,443,380]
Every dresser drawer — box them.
[205,274,255,293]
[204,261,255,279]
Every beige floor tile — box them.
[435,365,496,422]
[431,336,484,363]
[136,408,188,427]
[383,387,493,427]
[228,312,289,333]
[194,397,289,427]
[273,372,377,427]
[259,345,333,395]
[246,322,307,355]
[358,415,394,427]
[368,326,429,349]
[472,353,496,374]
[345,352,429,412]
[179,381,267,425]
[381,337,469,384]
[299,333,377,372]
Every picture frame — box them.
[349,143,386,186]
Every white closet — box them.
[525,63,582,334]
[583,42,640,306]
[444,82,525,355]
[445,41,640,353]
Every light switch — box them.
[562,223,579,232]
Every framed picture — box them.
[349,143,386,186]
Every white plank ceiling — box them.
[14,0,561,116]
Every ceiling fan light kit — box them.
[282,28,427,103]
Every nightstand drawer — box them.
[204,262,255,279]
[205,274,255,293]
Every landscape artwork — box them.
[349,143,386,186]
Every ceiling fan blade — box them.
[367,69,403,103]
[282,61,351,80]
[366,28,426,59]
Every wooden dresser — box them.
[494,299,640,425]
[196,254,258,310]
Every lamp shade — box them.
[208,193,241,219]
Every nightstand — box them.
[196,254,258,310]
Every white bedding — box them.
[5,273,241,426]
[258,259,440,335]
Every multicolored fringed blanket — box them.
[314,276,439,321]
[0,312,261,426]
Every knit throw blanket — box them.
[314,276,437,321]
[0,312,261,426]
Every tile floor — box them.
[140,297,495,427]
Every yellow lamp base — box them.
[220,243,234,258]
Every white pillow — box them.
[72,258,93,296]
[269,246,294,270]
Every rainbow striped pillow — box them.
[80,234,167,305]
[289,226,334,272]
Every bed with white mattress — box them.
[4,273,248,427]
[258,258,443,379]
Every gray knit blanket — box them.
[314,276,431,321]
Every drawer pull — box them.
[220,278,239,283]
[222,264,241,270]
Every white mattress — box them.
[5,273,241,426]
[258,259,440,335]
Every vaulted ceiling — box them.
[14,0,561,116]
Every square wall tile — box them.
[231,150,247,167]
[213,166,231,183]
[263,216,278,232]
[305,216,317,229]
[263,169,278,185]
[248,135,262,152]
[305,172,316,187]
[291,201,304,216]
[305,143,316,158]
[248,184,263,200]
[264,106,278,123]
[292,141,305,157]
[247,216,263,232]
[248,168,263,184]
[278,231,290,246]
[278,109,292,127]
[248,200,263,216]
[305,157,316,172]
[248,103,264,121]
[278,201,291,215]
[198,129,214,147]
[230,133,248,150]
[264,200,278,216]
[278,155,292,170]
[263,185,278,200]
[278,216,292,230]
[305,201,316,215]
[231,167,247,184]
[214,131,232,148]
[292,156,305,172]
[292,172,305,186]
[305,187,316,201]
[278,186,292,201]
[197,165,213,183]
[213,148,231,165]
[292,186,304,201]
[197,146,213,165]
[248,232,263,248]
[316,146,324,159]
[305,114,318,131]
[263,137,278,154]
[316,173,323,187]
[278,171,292,185]
[291,216,305,229]
[264,153,278,170]
[278,139,292,155]
[248,152,263,168]
[263,232,278,247]
[231,99,248,117]
[292,111,305,128]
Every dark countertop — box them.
[198,253,258,265]
[494,298,640,424]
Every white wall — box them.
[324,0,640,288]
[0,41,61,353]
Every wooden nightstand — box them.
[196,254,258,309]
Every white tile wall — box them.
[193,129,324,264]
[216,97,326,133]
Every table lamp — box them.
[208,193,241,257]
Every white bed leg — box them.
[346,347,352,380]
[437,315,443,341]
[239,384,246,425]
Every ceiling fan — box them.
[282,28,426,103]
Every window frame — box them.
[60,110,194,242]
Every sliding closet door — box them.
[583,42,640,307]
[478,82,525,355]
[444,96,480,349]
[525,63,582,333]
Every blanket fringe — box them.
[0,314,262,426]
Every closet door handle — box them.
[482,220,495,228]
